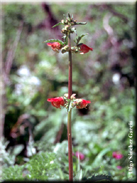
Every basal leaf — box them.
[84,174,112,182]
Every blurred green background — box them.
[1,2,136,181]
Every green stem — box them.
[67,33,73,181]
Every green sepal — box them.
[67,99,76,112]
[44,39,65,46]
[67,13,71,21]
[62,35,68,45]
[76,22,87,25]
[52,22,63,28]
[68,101,72,112]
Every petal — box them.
[47,43,52,46]
[47,98,53,102]
[47,97,65,109]
[76,99,90,109]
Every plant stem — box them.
[68,34,72,99]
[67,33,73,181]
[67,109,73,181]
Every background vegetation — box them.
[1,2,136,181]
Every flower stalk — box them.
[46,13,92,181]
[67,109,73,180]
[67,33,73,180]
[68,34,72,99]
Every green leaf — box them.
[52,22,62,28]
[75,169,83,181]
[44,39,65,46]
[76,33,88,45]
[92,148,111,167]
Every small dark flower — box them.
[112,152,123,160]
[117,166,122,169]
[75,151,85,161]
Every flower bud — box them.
[61,27,67,34]
[74,49,79,53]
[64,93,68,99]
[70,27,76,33]
[61,45,69,53]
[61,19,65,24]
[62,25,72,34]
[71,46,78,53]
[71,94,76,100]
[65,25,70,29]
[65,20,68,24]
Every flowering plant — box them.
[45,13,92,181]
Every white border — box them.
[0,0,136,3]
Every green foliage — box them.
[0,138,24,169]
[25,152,59,180]
[2,152,60,181]
[2,165,25,180]
[91,148,111,168]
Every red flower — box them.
[47,97,65,109]
[75,99,91,109]
[47,42,62,52]
[78,43,93,54]
[75,152,85,161]
[112,152,123,160]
